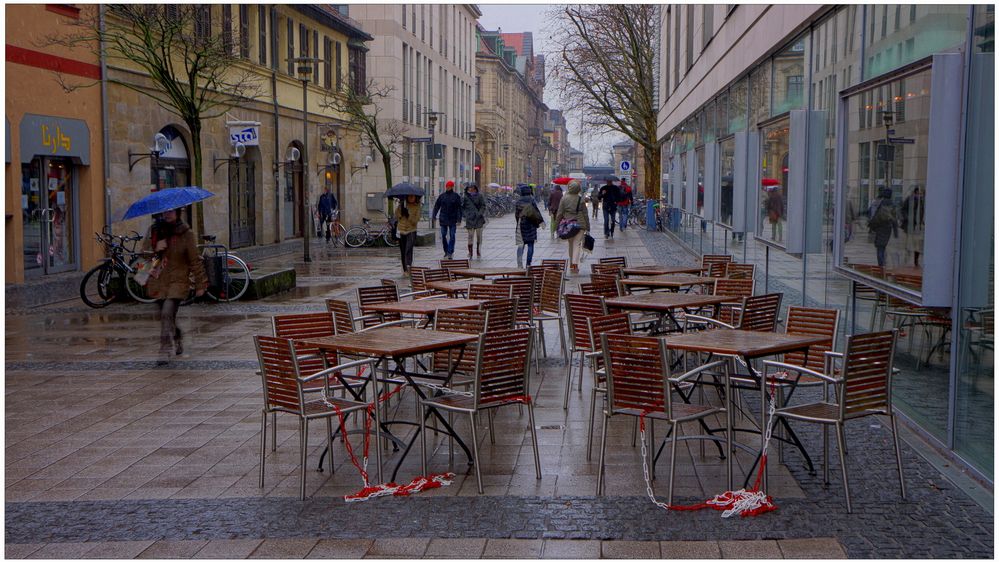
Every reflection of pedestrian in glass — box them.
[766,188,784,242]
[900,186,925,267]
[867,187,898,267]
[844,197,857,243]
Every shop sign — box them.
[20,114,90,164]
[229,124,260,146]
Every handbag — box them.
[582,233,595,252]
[133,255,163,287]
[557,197,583,240]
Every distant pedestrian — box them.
[142,209,207,365]
[555,180,590,274]
[317,187,338,242]
[515,184,544,268]
[617,181,634,231]
[462,183,486,259]
[900,186,925,267]
[597,179,621,238]
[867,187,898,268]
[547,185,563,238]
[766,188,784,242]
[590,187,600,220]
[432,180,463,259]
[395,194,422,274]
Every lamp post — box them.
[502,143,510,185]
[425,110,441,227]
[468,131,477,185]
[293,56,318,263]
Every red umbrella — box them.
[552,177,573,185]
[761,178,780,186]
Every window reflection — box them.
[719,137,735,228]
[759,119,789,245]
[773,36,808,114]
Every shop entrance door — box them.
[21,157,77,276]
[229,159,255,248]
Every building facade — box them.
[6,5,107,284]
[657,4,994,480]
[474,28,547,189]
[106,5,373,252]
[349,4,479,215]
[568,148,584,173]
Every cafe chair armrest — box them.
[762,360,840,384]
[669,360,728,383]
[684,314,736,330]
[358,319,419,333]
[303,357,380,383]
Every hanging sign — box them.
[229,124,260,146]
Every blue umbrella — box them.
[383,182,424,199]
[120,187,215,221]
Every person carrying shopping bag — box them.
[555,180,590,274]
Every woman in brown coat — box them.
[142,209,208,363]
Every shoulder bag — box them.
[557,197,582,240]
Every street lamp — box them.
[502,143,510,185]
[468,131,477,185]
[293,56,318,263]
[425,110,442,226]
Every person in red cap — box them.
[432,180,463,259]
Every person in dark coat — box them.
[766,188,785,242]
[547,185,563,238]
[462,183,486,259]
[515,184,544,268]
[597,180,621,238]
[432,180,463,259]
[317,187,338,242]
[868,187,898,267]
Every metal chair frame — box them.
[563,293,608,410]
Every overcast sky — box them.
[478,3,620,166]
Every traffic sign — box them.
[888,137,915,144]
[620,160,632,172]
[410,137,432,143]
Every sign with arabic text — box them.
[19,114,90,164]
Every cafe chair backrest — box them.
[839,330,898,420]
[738,293,783,332]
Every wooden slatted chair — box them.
[599,256,628,268]
[583,313,633,460]
[357,285,402,327]
[701,254,733,275]
[468,283,514,300]
[726,263,756,280]
[532,269,568,362]
[738,293,784,332]
[439,258,471,270]
[708,277,755,325]
[480,297,518,331]
[580,280,620,298]
[542,259,568,272]
[431,308,489,389]
[563,294,608,409]
[596,334,727,501]
[769,330,905,513]
[419,327,541,494]
[494,277,534,327]
[706,261,730,278]
[591,263,624,278]
[409,265,429,292]
[255,335,381,500]
[528,264,559,310]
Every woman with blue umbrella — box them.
[125,188,211,364]
[386,182,424,275]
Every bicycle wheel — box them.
[344,226,368,248]
[80,263,116,308]
[383,230,400,247]
[330,223,347,246]
[206,254,251,302]
[124,260,158,304]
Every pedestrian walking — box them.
[462,183,486,259]
[547,185,563,238]
[515,184,544,268]
[597,179,621,239]
[555,180,590,274]
[900,186,925,267]
[867,187,898,268]
[432,180,463,259]
[395,194,422,274]
[142,209,207,365]
[590,187,600,220]
[617,181,634,231]
[317,187,338,242]
[766,188,784,242]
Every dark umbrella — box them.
[383,182,424,199]
[599,175,620,183]
[120,186,215,221]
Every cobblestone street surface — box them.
[5,215,993,558]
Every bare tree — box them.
[548,4,662,198]
[44,5,262,233]
[321,79,408,194]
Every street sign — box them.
[410,137,432,143]
[620,160,631,172]
[886,129,896,135]
[888,137,915,144]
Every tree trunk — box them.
[643,143,661,200]
[188,117,206,237]
[382,150,393,215]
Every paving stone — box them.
[483,539,543,559]
[138,540,209,558]
[306,539,374,559]
[26,542,97,558]
[777,538,847,559]
[423,538,488,558]
[718,540,782,559]
[368,538,430,557]
[660,540,721,559]
[600,540,661,559]
[192,539,264,559]
[5,543,44,559]
[540,539,600,559]
[81,541,157,559]
[248,539,320,559]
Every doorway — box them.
[229,157,256,248]
[21,157,77,276]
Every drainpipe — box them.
[99,5,111,234]
[272,69,280,244]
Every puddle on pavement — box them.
[263,282,349,300]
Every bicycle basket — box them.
[204,255,225,287]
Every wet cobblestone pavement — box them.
[5,215,993,558]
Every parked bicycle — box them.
[197,235,251,302]
[322,209,349,247]
[79,227,150,308]
[344,212,400,248]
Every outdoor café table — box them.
[622,264,704,277]
[363,298,485,327]
[620,274,717,294]
[426,279,488,297]
[301,326,480,482]
[449,267,528,279]
[605,293,730,334]
[662,329,829,492]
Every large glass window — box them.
[842,68,931,287]
[749,61,771,126]
[758,118,789,245]
[863,5,968,80]
[695,146,705,216]
[772,35,808,114]
[719,136,735,228]
[728,77,748,133]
